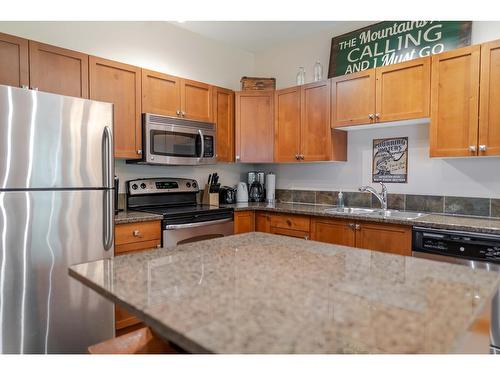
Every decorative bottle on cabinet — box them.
[313,61,323,81]
[296,67,305,85]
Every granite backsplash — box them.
[276,189,500,218]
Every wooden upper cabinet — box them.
[375,56,430,122]
[479,40,500,156]
[89,56,142,159]
[355,222,412,256]
[0,32,28,88]
[181,79,212,122]
[331,69,376,127]
[301,80,332,161]
[141,69,181,117]
[29,41,89,98]
[235,91,274,163]
[274,86,301,162]
[212,86,235,162]
[430,45,481,157]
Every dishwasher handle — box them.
[164,218,232,230]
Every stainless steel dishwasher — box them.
[412,226,500,354]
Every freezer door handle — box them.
[103,189,114,251]
[102,126,114,189]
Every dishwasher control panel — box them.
[412,227,500,264]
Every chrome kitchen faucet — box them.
[359,182,388,210]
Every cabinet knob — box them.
[132,230,142,237]
[181,111,186,117]
[235,155,240,161]
[348,223,355,229]
[355,224,361,230]
[176,109,181,116]
[375,113,380,120]
[304,235,309,240]
[368,114,374,120]
[479,145,487,152]
[469,145,477,152]
[299,155,305,160]
[286,219,292,226]
[136,149,142,155]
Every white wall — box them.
[0,21,253,90]
[253,21,500,198]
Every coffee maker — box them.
[248,171,266,202]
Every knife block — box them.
[202,184,219,207]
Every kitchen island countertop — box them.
[70,233,499,354]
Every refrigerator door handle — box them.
[102,126,114,189]
[103,189,114,251]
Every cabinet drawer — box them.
[270,227,309,240]
[115,221,161,245]
[270,214,310,232]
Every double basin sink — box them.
[323,207,428,220]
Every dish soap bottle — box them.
[296,67,305,85]
[337,190,344,208]
[313,61,323,82]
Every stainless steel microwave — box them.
[129,113,216,166]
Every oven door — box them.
[163,218,234,247]
[145,122,215,165]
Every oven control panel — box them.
[127,178,199,195]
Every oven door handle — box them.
[165,218,232,230]
[198,129,205,161]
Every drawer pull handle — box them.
[132,230,142,237]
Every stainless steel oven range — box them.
[412,226,500,354]
[126,178,233,247]
[128,113,216,166]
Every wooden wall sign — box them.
[373,137,408,183]
[328,21,471,77]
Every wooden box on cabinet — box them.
[235,91,274,162]
[0,32,28,88]
[89,56,142,159]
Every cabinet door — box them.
[234,211,255,234]
[0,32,28,88]
[310,217,356,247]
[29,41,89,98]
[89,56,142,159]
[300,80,332,161]
[355,222,411,256]
[181,79,212,122]
[430,45,481,157]
[274,86,301,162]
[330,69,376,127]
[213,86,235,162]
[479,40,500,156]
[235,91,274,162]
[255,212,271,233]
[375,57,430,122]
[142,69,181,117]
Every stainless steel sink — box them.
[323,207,377,215]
[366,210,428,220]
[323,207,428,220]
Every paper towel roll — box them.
[265,173,276,203]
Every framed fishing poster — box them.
[372,137,408,183]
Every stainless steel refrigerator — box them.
[0,85,115,353]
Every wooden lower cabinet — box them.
[354,222,412,256]
[255,211,271,233]
[310,216,412,256]
[114,220,161,334]
[310,217,356,247]
[234,211,255,234]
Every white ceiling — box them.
[171,21,375,53]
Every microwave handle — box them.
[198,129,205,161]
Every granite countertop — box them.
[223,202,500,235]
[114,210,163,224]
[70,232,500,354]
